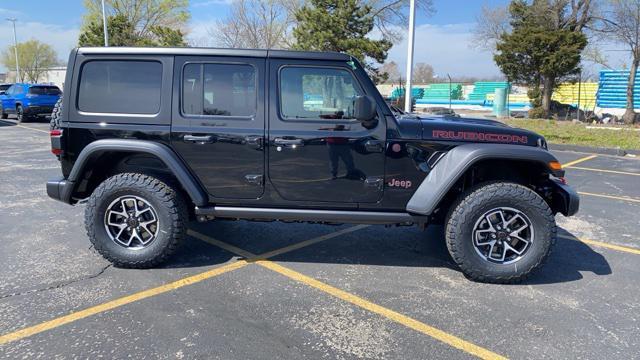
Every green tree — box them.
[78,13,186,47]
[492,0,591,118]
[1,39,59,83]
[80,0,188,46]
[292,0,392,83]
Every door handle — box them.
[274,138,304,146]
[184,135,213,144]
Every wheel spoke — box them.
[505,242,524,255]
[510,223,529,236]
[497,210,508,227]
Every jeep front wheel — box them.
[85,173,188,268]
[445,182,556,283]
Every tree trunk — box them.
[623,59,639,124]
[541,77,554,118]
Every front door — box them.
[171,56,266,200]
[268,59,386,204]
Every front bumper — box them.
[550,179,580,216]
[46,176,75,204]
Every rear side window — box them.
[78,60,162,114]
[29,86,61,95]
[182,63,256,117]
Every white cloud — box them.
[0,21,79,72]
[385,23,501,78]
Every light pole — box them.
[6,18,20,83]
[404,0,416,113]
[101,0,109,46]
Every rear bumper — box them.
[550,179,579,216]
[46,176,75,204]
[24,105,55,116]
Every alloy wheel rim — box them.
[104,195,159,249]
[471,207,534,265]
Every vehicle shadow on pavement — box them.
[172,222,611,285]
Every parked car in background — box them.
[0,83,62,123]
[0,83,12,95]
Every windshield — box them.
[29,86,61,95]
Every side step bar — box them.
[195,206,427,225]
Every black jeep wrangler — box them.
[47,47,578,283]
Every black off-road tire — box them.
[0,105,7,119]
[85,173,188,268]
[445,182,556,284]
[49,98,62,130]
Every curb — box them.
[549,143,640,157]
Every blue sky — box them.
[0,0,625,77]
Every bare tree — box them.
[366,0,435,41]
[473,3,511,48]
[211,0,299,49]
[413,62,433,84]
[379,61,400,83]
[595,0,640,123]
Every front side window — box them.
[280,67,362,120]
[182,63,256,117]
[78,60,162,114]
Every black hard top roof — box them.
[76,47,351,61]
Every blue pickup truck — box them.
[0,83,62,123]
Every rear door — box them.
[171,56,266,200]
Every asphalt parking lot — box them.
[1,118,639,359]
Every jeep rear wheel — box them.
[445,182,556,283]
[85,173,188,268]
[0,105,7,119]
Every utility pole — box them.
[101,0,109,46]
[6,18,20,83]
[404,0,416,113]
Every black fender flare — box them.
[406,143,563,216]
[63,139,208,206]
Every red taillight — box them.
[50,129,63,156]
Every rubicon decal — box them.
[387,178,412,189]
[431,130,528,144]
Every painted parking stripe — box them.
[568,166,640,177]
[0,260,249,345]
[192,231,507,360]
[0,226,366,345]
[578,191,640,204]
[562,154,598,168]
[0,119,49,134]
[560,234,640,256]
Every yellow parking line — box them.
[192,230,507,360]
[578,191,640,204]
[0,120,49,134]
[0,260,248,345]
[0,226,368,345]
[568,166,640,177]
[258,260,507,360]
[563,154,598,168]
[560,234,640,255]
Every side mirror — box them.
[353,95,376,122]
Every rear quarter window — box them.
[77,60,162,114]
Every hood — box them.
[396,114,545,148]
